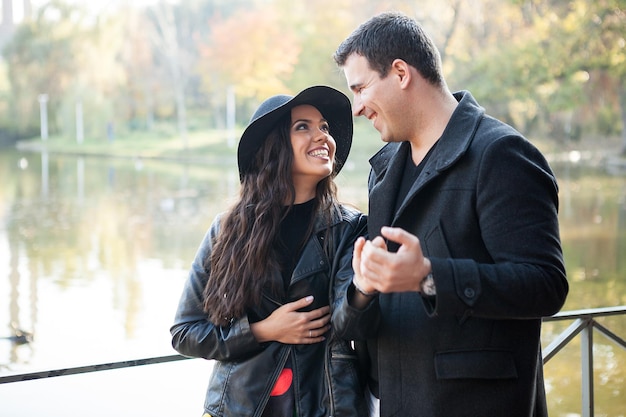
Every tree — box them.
[2,0,126,139]
[145,1,198,148]
[449,0,625,147]
[3,1,84,135]
[117,6,160,131]
[197,2,300,119]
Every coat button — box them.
[464,288,475,298]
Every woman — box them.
[170,85,368,417]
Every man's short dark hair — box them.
[334,11,444,86]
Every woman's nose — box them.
[314,128,328,141]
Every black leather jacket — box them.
[170,205,368,417]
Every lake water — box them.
[0,145,624,416]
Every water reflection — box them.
[545,158,626,416]
[0,148,624,416]
[1,150,241,373]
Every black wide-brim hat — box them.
[237,85,353,178]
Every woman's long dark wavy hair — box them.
[202,111,341,325]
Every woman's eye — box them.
[295,123,308,130]
[321,124,330,132]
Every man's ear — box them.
[391,59,411,88]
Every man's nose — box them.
[352,95,364,117]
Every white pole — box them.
[38,93,48,141]
[226,85,235,148]
[41,150,49,198]
[77,157,84,203]
[76,100,84,144]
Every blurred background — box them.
[0,0,624,416]
[0,0,624,152]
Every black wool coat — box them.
[333,91,569,417]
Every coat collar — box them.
[367,91,485,238]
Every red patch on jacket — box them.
[270,368,293,396]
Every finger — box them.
[352,237,365,275]
[303,333,327,344]
[286,295,315,311]
[362,238,391,259]
[309,312,331,328]
[380,226,419,250]
[307,324,331,339]
[361,239,392,272]
[370,235,387,250]
[354,236,366,250]
[305,306,330,321]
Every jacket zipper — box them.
[325,341,335,417]
[262,293,283,307]
[255,345,291,417]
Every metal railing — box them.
[542,305,626,417]
[2,306,625,417]
[0,353,189,384]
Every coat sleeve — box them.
[169,215,264,361]
[331,209,381,340]
[429,134,568,320]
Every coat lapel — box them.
[368,142,407,238]
[368,91,486,235]
[390,91,484,225]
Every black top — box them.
[277,198,316,289]
[394,141,439,213]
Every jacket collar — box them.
[312,202,343,233]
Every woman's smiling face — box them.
[289,104,336,192]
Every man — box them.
[331,11,569,417]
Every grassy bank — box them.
[16,128,238,163]
[15,118,385,165]
[14,117,620,166]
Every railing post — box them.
[580,319,594,417]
